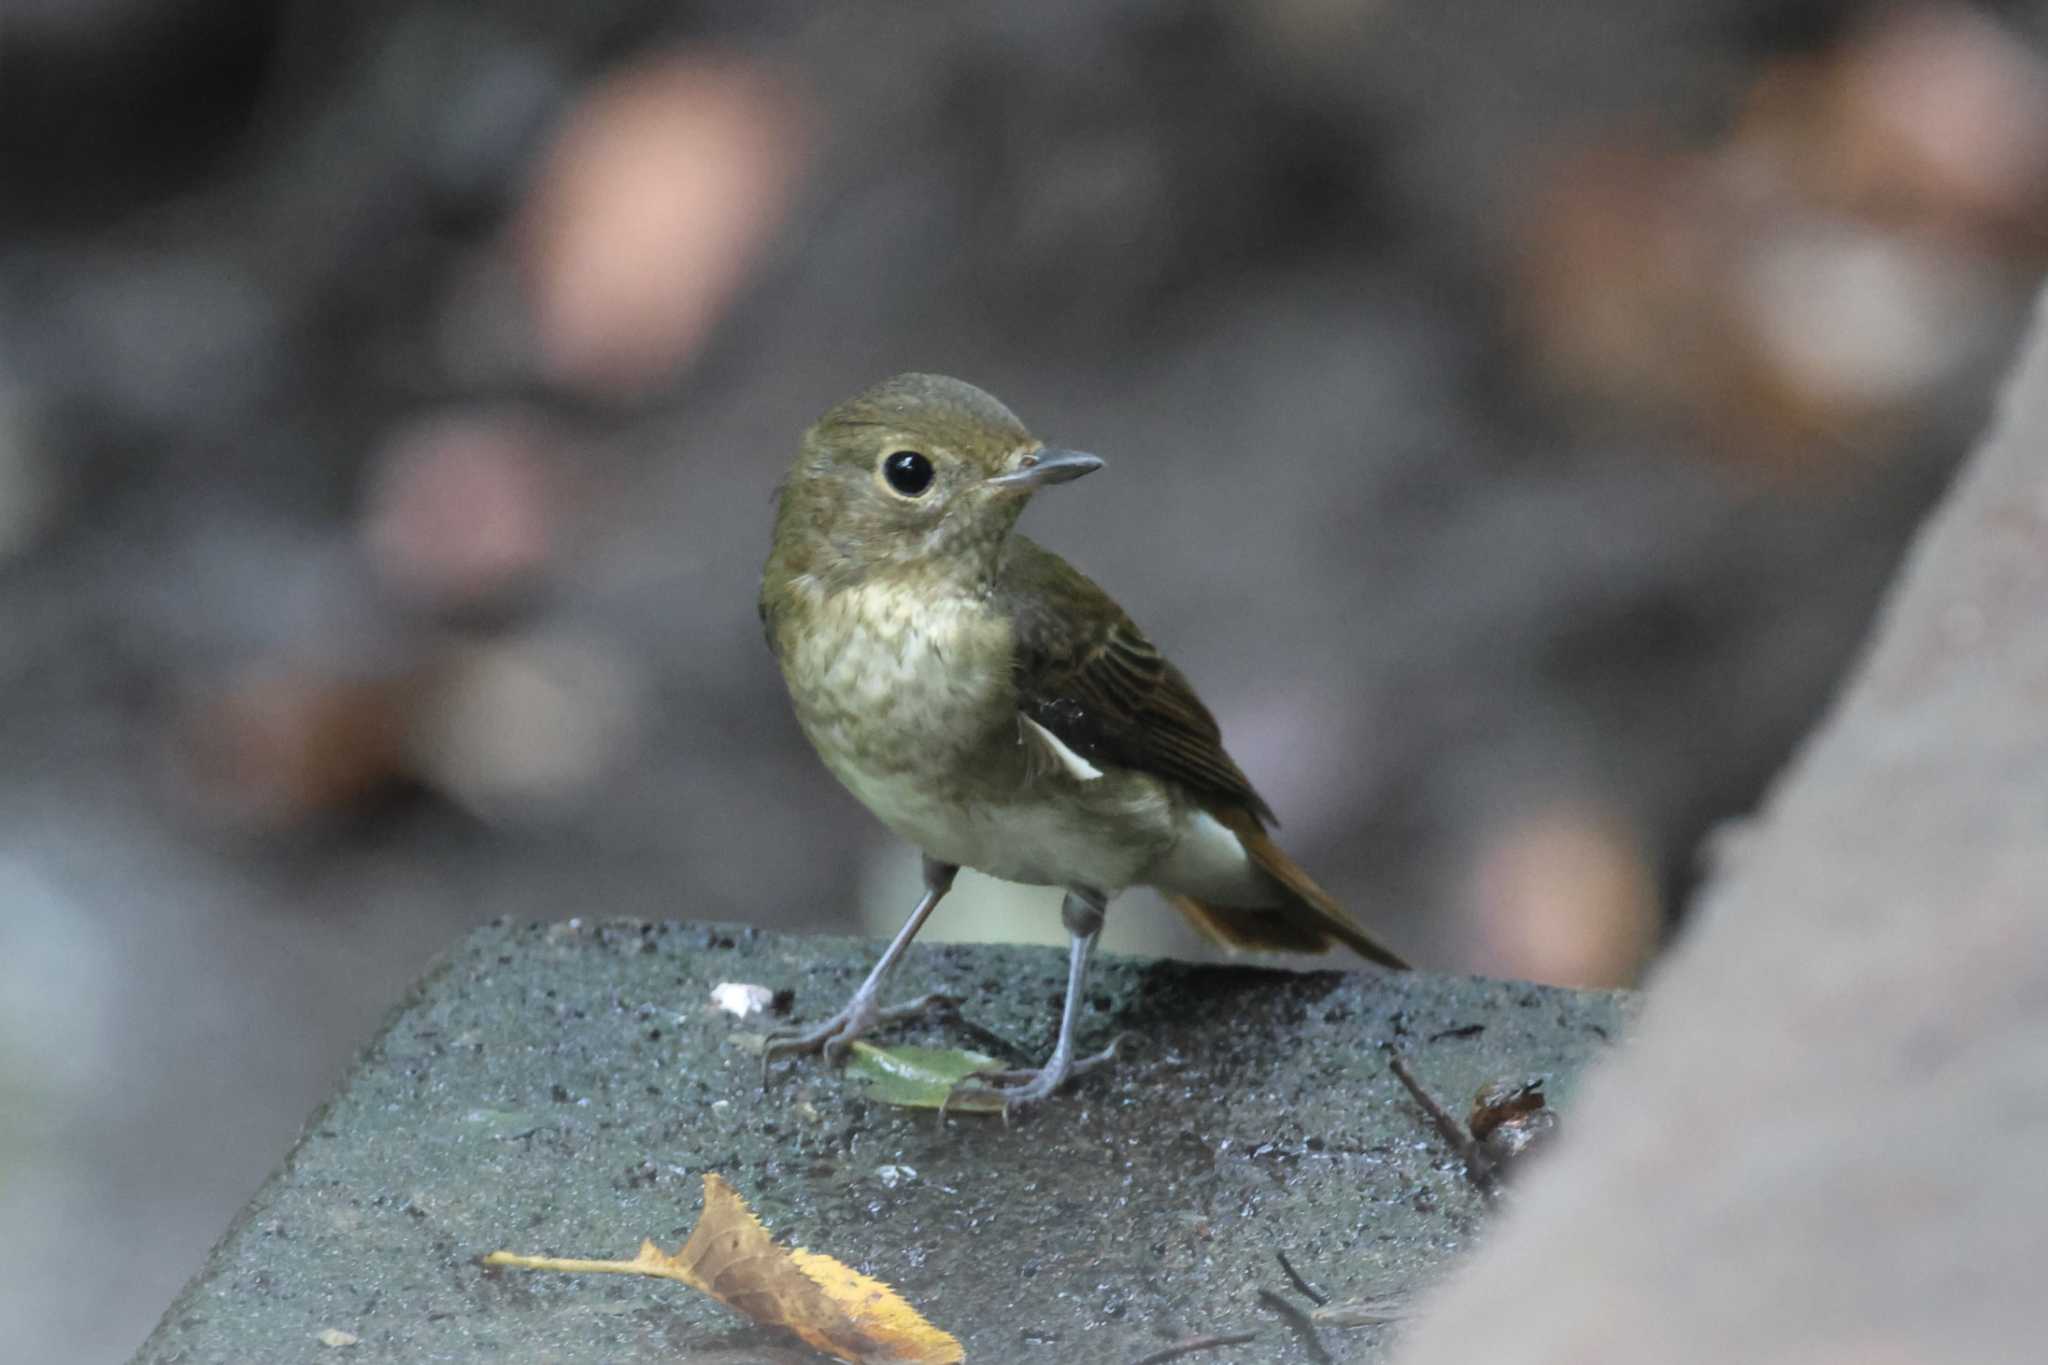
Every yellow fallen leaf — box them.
[484,1172,962,1364]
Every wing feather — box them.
[999,538,1275,822]
[999,539,1407,969]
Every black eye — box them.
[882,450,934,497]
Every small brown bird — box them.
[760,373,1405,1112]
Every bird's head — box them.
[770,373,1101,586]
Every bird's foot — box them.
[762,990,957,1079]
[944,1034,1124,1122]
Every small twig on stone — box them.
[1257,1288,1336,1365]
[1312,1287,1416,1327]
[1125,1330,1259,1365]
[1388,1050,1498,1202]
[1387,1051,1473,1156]
[1275,1249,1328,1306]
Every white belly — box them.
[839,759,1173,892]
[1143,808,1279,907]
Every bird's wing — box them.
[999,538,1276,824]
[1001,539,1408,970]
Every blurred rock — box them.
[519,52,810,397]
[360,409,563,615]
[1464,801,1658,987]
[0,387,59,562]
[409,633,645,824]
[1512,139,1730,435]
[432,250,543,393]
[1513,3,2048,474]
[1735,216,2004,424]
[62,252,279,433]
[0,0,280,230]
[421,29,567,210]
[5,0,157,39]
[0,851,118,1119]
[177,666,421,830]
[1241,0,1391,78]
[1757,1,2048,251]
[0,850,121,1365]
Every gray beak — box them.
[986,447,1105,490]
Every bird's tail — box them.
[1167,806,1408,970]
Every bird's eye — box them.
[881,450,934,497]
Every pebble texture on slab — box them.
[134,919,1625,1364]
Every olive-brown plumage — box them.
[761,373,1404,1111]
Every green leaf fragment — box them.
[845,1041,1005,1114]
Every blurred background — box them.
[5,0,2047,1357]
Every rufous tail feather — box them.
[1167,806,1408,970]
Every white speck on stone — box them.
[875,1164,917,1189]
[318,1328,359,1348]
[710,981,775,1017]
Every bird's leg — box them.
[949,888,1121,1117]
[765,856,958,1070]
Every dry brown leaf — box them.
[485,1172,962,1365]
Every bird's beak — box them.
[985,447,1105,491]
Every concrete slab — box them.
[133,919,1627,1364]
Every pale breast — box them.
[781,579,1015,781]
[777,577,1178,889]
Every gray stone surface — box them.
[133,919,1625,1364]
[1395,293,2048,1364]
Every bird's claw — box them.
[941,1033,1126,1123]
[761,991,958,1083]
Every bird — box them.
[758,372,1405,1113]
